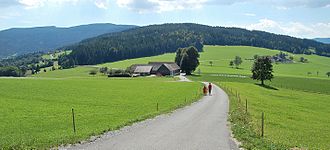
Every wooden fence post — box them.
[72,108,76,134]
[245,99,248,114]
[157,103,159,111]
[261,112,264,137]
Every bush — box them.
[89,70,97,75]
[108,69,131,77]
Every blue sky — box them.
[0,0,330,38]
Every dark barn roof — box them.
[129,62,180,76]
[148,62,178,73]
[129,64,151,73]
[134,66,153,74]
[163,63,180,71]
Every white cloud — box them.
[275,6,289,10]
[243,19,330,38]
[116,0,208,13]
[116,0,330,13]
[243,13,256,17]
[18,0,45,8]
[17,0,106,9]
[94,0,110,9]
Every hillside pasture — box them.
[198,46,330,78]
[30,45,330,149]
[0,77,201,149]
[221,82,330,149]
[35,46,330,79]
[189,46,330,149]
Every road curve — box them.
[64,83,239,150]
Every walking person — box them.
[208,83,212,96]
[203,85,208,96]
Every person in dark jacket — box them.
[208,83,212,96]
[203,85,208,96]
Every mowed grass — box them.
[188,46,330,149]
[34,66,99,78]
[198,46,330,78]
[0,77,201,149]
[191,74,330,95]
[219,82,330,149]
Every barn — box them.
[129,62,180,76]
[155,63,181,76]
[133,66,153,76]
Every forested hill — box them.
[61,23,330,66]
[0,23,136,58]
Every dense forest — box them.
[60,23,330,67]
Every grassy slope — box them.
[3,50,197,149]
[0,77,201,149]
[219,82,330,149]
[35,66,99,78]
[36,45,330,79]
[31,45,330,149]
[191,46,330,149]
[198,46,330,78]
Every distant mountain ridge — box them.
[314,38,330,44]
[0,23,137,58]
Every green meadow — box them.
[219,82,330,149]
[198,46,330,78]
[190,46,330,149]
[3,45,330,149]
[0,78,201,149]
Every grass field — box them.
[198,46,330,78]
[0,77,201,149]
[35,66,99,78]
[21,45,330,149]
[188,46,330,149]
[218,82,330,149]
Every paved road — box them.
[65,83,239,150]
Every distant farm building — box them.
[130,62,180,76]
[134,66,153,76]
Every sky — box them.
[0,0,330,38]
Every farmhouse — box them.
[130,62,180,76]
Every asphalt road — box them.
[65,83,239,150]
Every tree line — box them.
[59,23,330,68]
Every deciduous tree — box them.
[175,46,200,75]
[233,56,242,69]
[252,56,274,85]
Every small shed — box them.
[133,66,153,76]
